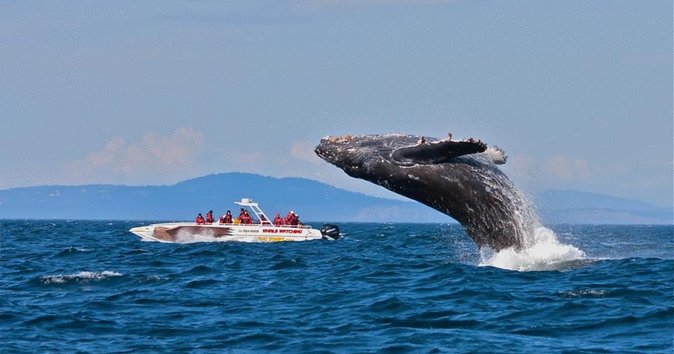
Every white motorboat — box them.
[129,198,340,243]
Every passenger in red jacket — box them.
[241,210,253,224]
[205,210,214,224]
[285,211,299,227]
[284,211,294,225]
[273,213,283,226]
[223,210,233,224]
[196,213,205,225]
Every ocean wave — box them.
[558,288,609,298]
[54,246,94,256]
[269,257,307,270]
[40,271,123,284]
[3,221,672,353]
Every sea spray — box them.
[477,186,586,271]
[479,226,586,271]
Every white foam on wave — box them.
[64,246,94,252]
[41,271,123,284]
[559,288,608,298]
[479,226,586,271]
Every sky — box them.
[1,0,672,207]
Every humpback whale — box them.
[315,134,538,251]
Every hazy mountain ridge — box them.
[0,173,671,224]
[535,190,672,225]
[0,173,447,222]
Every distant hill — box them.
[0,173,671,224]
[535,190,673,225]
[0,173,447,222]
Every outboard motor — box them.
[320,224,340,241]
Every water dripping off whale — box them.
[314,133,540,251]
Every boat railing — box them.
[214,222,311,229]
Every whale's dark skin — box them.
[315,134,533,251]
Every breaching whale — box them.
[315,134,538,251]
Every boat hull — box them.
[129,223,324,243]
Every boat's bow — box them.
[129,225,160,241]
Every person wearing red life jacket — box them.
[195,213,205,225]
[286,212,299,227]
[284,211,294,225]
[273,213,283,226]
[223,210,233,224]
[205,210,214,224]
[242,210,253,224]
[218,214,226,224]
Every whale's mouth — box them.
[315,135,370,177]
[314,136,347,166]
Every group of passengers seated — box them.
[237,208,254,224]
[195,210,215,225]
[195,209,302,227]
[273,211,301,227]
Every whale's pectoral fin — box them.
[391,139,487,164]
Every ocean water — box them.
[1,221,672,353]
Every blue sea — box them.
[1,221,672,353]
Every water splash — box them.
[479,226,586,271]
[473,171,586,271]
